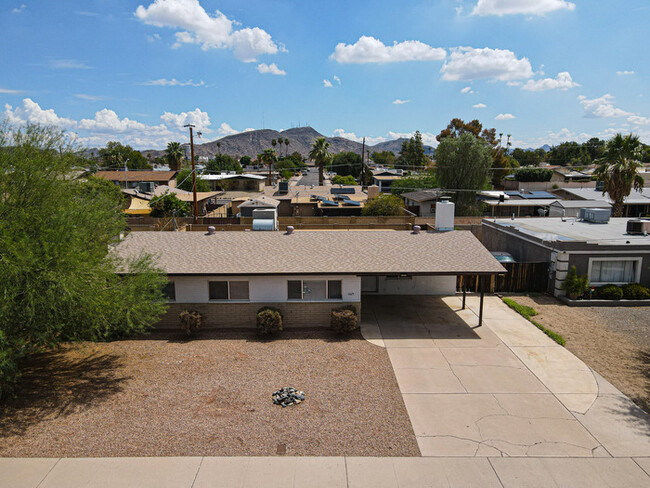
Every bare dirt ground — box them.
[510,295,649,413]
[0,329,419,458]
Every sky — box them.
[0,0,649,150]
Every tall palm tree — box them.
[216,141,221,155]
[165,141,185,171]
[594,133,644,217]
[258,148,277,185]
[309,137,332,186]
[284,138,290,157]
[271,139,277,152]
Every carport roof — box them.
[115,230,506,276]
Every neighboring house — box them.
[115,229,505,328]
[263,185,368,217]
[482,217,650,296]
[122,185,221,216]
[95,170,178,189]
[556,187,650,217]
[199,173,266,192]
[236,196,281,217]
[483,199,554,218]
[372,169,403,192]
[548,200,611,218]
[401,190,443,217]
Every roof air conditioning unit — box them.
[252,208,278,231]
[579,207,611,223]
[626,219,650,235]
[138,181,155,194]
[279,181,289,193]
[435,197,455,231]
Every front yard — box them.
[510,295,650,413]
[0,329,419,457]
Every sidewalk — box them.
[2,456,650,487]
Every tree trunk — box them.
[319,163,324,186]
[612,199,624,217]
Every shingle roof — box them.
[95,171,178,182]
[115,230,506,275]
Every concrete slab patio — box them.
[361,295,650,459]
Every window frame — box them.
[287,279,344,300]
[208,280,250,301]
[587,257,642,285]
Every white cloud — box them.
[12,4,26,13]
[617,70,635,76]
[217,122,239,136]
[472,0,575,16]
[78,109,153,134]
[521,71,580,91]
[333,129,387,146]
[330,35,446,64]
[141,78,206,87]
[4,99,76,128]
[74,94,105,101]
[387,131,438,146]
[256,63,286,76]
[323,79,333,88]
[495,113,516,120]
[627,115,650,126]
[160,108,211,132]
[473,103,487,108]
[147,33,162,42]
[580,94,632,118]
[47,58,92,70]
[441,47,533,82]
[333,75,341,85]
[0,87,24,94]
[134,0,283,62]
[461,86,474,94]
[392,99,410,105]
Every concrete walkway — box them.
[3,456,650,487]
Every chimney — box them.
[286,226,294,235]
[412,225,421,234]
[435,197,455,232]
[367,185,379,200]
[207,226,216,235]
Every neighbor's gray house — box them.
[482,217,650,296]
[115,229,505,328]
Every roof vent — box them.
[207,226,216,235]
[286,226,294,235]
[412,225,421,234]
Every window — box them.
[287,279,343,300]
[209,280,249,300]
[589,258,641,284]
[163,281,176,301]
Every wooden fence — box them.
[457,262,549,293]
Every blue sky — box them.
[1,0,648,149]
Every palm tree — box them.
[284,138,290,157]
[216,141,221,155]
[258,148,277,185]
[165,141,185,170]
[594,133,644,217]
[271,139,277,152]
[309,137,332,186]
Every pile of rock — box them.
[272,387,305,407]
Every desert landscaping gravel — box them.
[512,295,650,413]
[0,329,419,458]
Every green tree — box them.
[397,132,427,170]
[205,153,242,174]
[276,154,305,173]
[371,150,396,167]
[309,137,332,186]
[216,141,222,154]
[332,175,356,185]
[594,133,645,217]
[284,138,290,157]
[0,124,168,396]
[149,193,191,218]
[239,155,252,167]
[258,148,278,182]
[98,141,151,170]
[361,193,404,216]
[390,174,439,196]
[511,148,542,167]
[329,151,362,177]
[436,118,497,145]
[165,141,185,171]
[176,168,211,192]
[547,141,582,166]
[435,133,492,216]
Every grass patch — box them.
[502,297,566,346]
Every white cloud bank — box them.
[580,94,632,119]
[134,0,284,62]
[331,36,445,64]
[617,70,635,76]
[392,99,410,105]
[521,72,580,91]
[141,78,206,86]
[472,0,575,16]
[473,103,487,108]
[441,47,533,82]
[495,113,516,120]
[256,63,286,76]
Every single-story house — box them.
[482,217,650,296]
[115,229,505,328]
[548,200,612,218]
[401,190,444,217]
[122,186,221,215]
[95,170,178,189]
[236,196,281,217]
[199,173,266,192]
[555,187,650,217]
[372,169,403,192]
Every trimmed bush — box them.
[179,310,203,337]
[330,306,359,333]
[561,266,590,299]
[621,283,650,300]
[256,306,283,335]
[595,284,623,300]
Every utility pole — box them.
[184,124,200,223]
[360,137,366,188]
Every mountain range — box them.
[141,126,435,160]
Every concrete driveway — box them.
[361,295,650,458]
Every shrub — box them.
[330,306,359,333]
[256,306,283,335]
[332,175,356,185]
[595,284,623,300]
[621,283,650,300]
[514,168,553,182]
[561,266,590,299]
[179,310,203,336]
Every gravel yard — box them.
[0,329,419,458]
[510,295,650,413]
